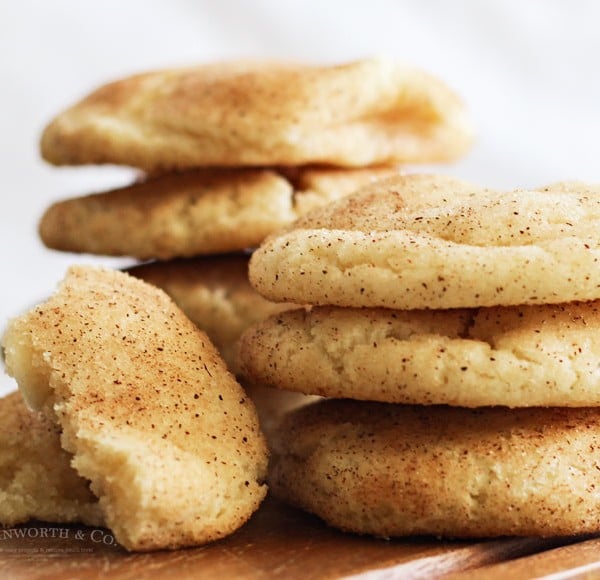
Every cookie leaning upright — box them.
[2,266,268,551]
[249,175,600,309]
[40,58,473,171]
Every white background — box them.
[1,0,599,396]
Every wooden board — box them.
[1,496,592,579]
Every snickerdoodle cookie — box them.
[271,400,600,537]
[249,175,600,309]
[39,167,396,259]
[41,59,472,171]
[240,301,600,407]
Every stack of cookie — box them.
[239,173,600,537]
[37,58,472,428]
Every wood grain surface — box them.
[0,496,591,579]
[447,537,600,580]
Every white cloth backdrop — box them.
[1,0,599,395]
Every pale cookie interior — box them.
[0,391,102,528]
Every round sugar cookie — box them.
[40,58,472,171]
[240,301,600,407]
[271,399,600,538]
[40,166,397,259]
[2,266,268,551]
[249,174,600,309]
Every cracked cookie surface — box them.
[40,167,397,259]
[240,301,600,407]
